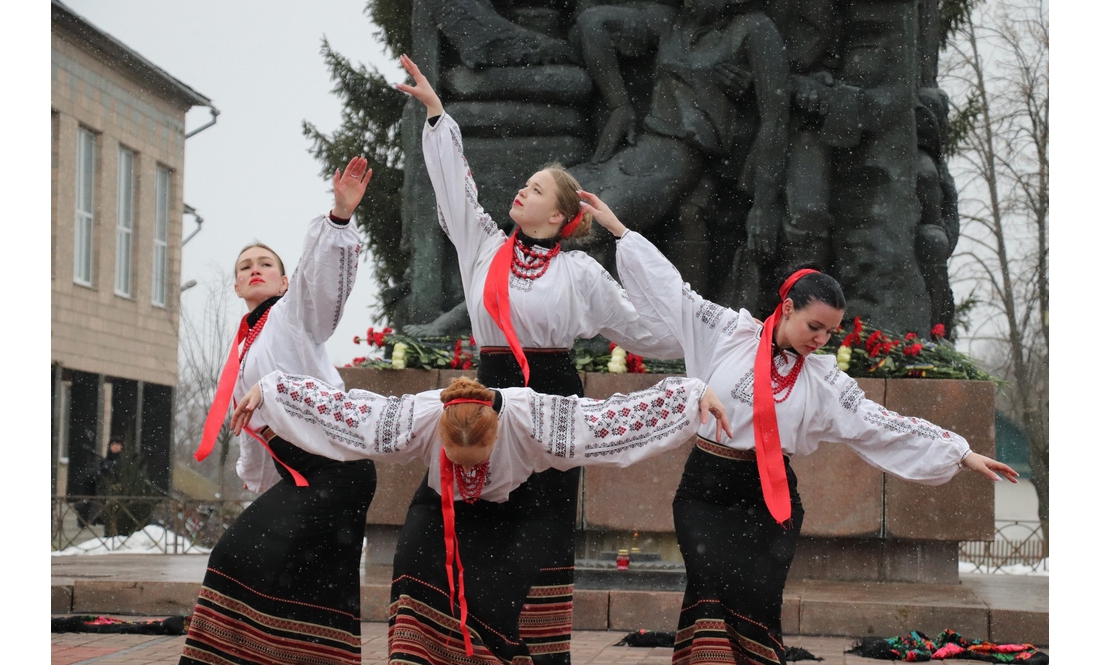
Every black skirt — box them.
[386,350,580,664]
[671,440,804,665]
[180,437,376,665]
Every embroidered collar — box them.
[515,229,559,250]
[248,295,281,328]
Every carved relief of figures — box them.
[397,0,961,336]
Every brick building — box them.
[51,0,215,498]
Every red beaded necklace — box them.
[453,461,489,503]
[770,351,805,403]
[511,238,561,281]
[241,308,271,360]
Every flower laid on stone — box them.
[820,318,991,381]
[607,345,628,373]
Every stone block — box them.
[882,539,959,584]
[52,584,73,613]
[990,608,1048,647]
[797,580,989,639]
[608,590,682,632]
[443,65,593,104]
[72,580,200,615]
[367,459,428,526]
[360,584,392,623]
[338,367,439,396]
[883,380,995,541]
[793,379,884,538]
[446,101,586,138]
[572,589,609,630]
[790,537,884,582]
[582,445,690,532]
[437,369,478,388]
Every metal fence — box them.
[51,496,248,554]
[958,520,1048,574]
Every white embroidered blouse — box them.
[234,213,361,493]
[422,112,678,358]
[253,371,711,503]
[615,231,971,485]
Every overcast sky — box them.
[62,0,404,366]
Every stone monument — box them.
[392,0,960,337]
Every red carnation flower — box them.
[353,336,361,344]
[852,316,864,336]
[903,343,923,356]
[609,341,617,351]
[905,332,917,341]
[931,323,946,339]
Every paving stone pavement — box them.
[50,621,1050,664]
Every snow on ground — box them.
[52,525,211,556]
[959,560,1048,576]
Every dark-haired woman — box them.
[396,55,679,663]
[179,159,377,665]
[232,372,731,664]
[578,190,1018,665]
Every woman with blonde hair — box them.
[179,158,376,665]
[395,54,680,663]
[232,372,730,664]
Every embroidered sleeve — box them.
[277,213,361,345]
[578,256,683,360]
[526,377,709,470]
[804,359,971,484]
[255,371,422,463]
[422,112,506,281]
[615,232,744,375]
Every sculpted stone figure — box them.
[571,0,790,299]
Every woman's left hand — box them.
[331,156,372,219]
[699,387,734,443]
[577,189,629,238]
[230,383,264,436]
[961,452,1020,483]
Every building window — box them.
[74,127,95,286]
[115,147,135,297]
[152,165,170,307]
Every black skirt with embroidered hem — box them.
[179,437,376,665]
[671,440,804,665]
[386,350,579,665]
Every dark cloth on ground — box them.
[52,615,188,635]
[847,629,1048,664]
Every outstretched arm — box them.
[396,54,443,117]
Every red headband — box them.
[444,398,493,409]
[752,268,819,527]
[559,208,583,239]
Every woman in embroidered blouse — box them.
[179,158,376,665]
[231,371,731,663]
[576,190,1018,665]
[395,54,680,664]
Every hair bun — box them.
[440,376,494,404]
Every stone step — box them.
[51,555,1048,647]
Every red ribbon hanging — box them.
[438,446,475,656]
[481,210,582,388]
[752,268,818,525]
[483,231,530,386]
[195,309,308,487]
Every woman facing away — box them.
[575,189,1018,665]
[394,54,681,664]
[179,158,377,665]
[231,372,732,665]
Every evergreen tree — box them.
[303,2,410,322]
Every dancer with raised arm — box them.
[230,370,731,665]
[576,189,1018,665]
[395,53,679,664]
[179,158,376,665]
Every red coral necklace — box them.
[453,461,489,503]
[771,352,804,403]
[511,239,561,281]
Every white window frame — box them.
[74,127,96,286]
[115,147,135,297]
[152,165,170,307]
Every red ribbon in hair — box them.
[438,446,475,656]
[444,398,493,409]
[195,310,308,487]
[482,209,582,387]
[752,268,818,525]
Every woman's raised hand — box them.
[396,54,444,118]
[577,189,629,238]
[230,383,264,436]
[332,156,372,219]
[961,452,1021,483]
[699,386,734,444]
